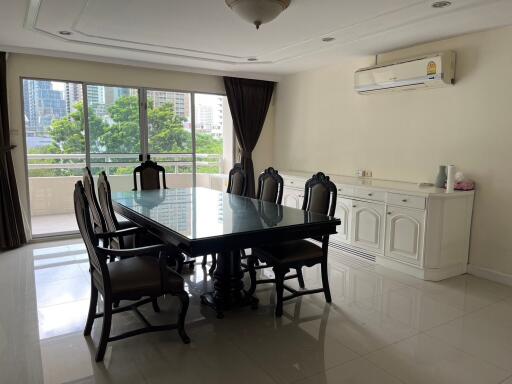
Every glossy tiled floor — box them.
[2,239,512,384]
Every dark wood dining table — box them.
[111,187,340,318]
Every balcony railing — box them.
[27,153,223,176]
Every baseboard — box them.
[467,264,512,287]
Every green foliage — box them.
[29,95,224,177]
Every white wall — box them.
[274,26,512,277]
[6,54,274,235]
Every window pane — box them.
[147,90,193,187]
[194,94,232,182]
[23,79,85,235]
[87,85,140,189]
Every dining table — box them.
[111,187,340,318]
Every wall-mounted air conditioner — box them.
[354,51,456,94]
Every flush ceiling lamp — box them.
[225,0,291,29]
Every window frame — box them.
[20,76,235,238]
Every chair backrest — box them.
[256,167,284,204]
[302,172,337,217]
[83,167,107,234]
[227,163,247,196]
[97,171,120,234]
[74,181,109,287]
[133,160,167,191]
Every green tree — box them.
[30,96,225,176]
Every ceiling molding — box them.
[0,44,282,82]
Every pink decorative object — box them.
[454,180,475,191]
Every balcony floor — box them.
[32,213,78,236]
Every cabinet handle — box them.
[352,205,357,208]
[387,212,392,215]
[298,194,304,198]
[402,199,408,202]
[368,193,373,196]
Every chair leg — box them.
[247,256,257,295]
[177,291,191,344]
[176,254,185,274]
[201,254,207,267]
[296,267,305,289]
[274,267,287,317]
[152,297,160,313]
[321,259,332,303]
[208,254,217,275]
[96,295,112,362]
[84,283,98,336]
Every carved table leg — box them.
[200,250,258,318]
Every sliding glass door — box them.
[87,85,141,192]
[146,90,193,188]
[23,79,85,236]
[22,79,233,237]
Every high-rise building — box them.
[195,94,224,138]
[104,87,131,106]
[23,80,67,138]
[87,85,106,116]
[64,82,83,115]
[147,90,189,119]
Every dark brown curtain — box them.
[0,52,26,249]
[224,76,275,198]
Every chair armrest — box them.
[97,243,168,259]
[97,226,146,239]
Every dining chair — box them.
[255,167,284,204]
[201,163,248,273]
[247,172,337,317]
[226,163,247,196]
[83,167,107,235]
[240,167,284,271]
[74,181,190,362]
[133,159,167,191]
[97,171,148,250]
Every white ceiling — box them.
[1,0,512,79]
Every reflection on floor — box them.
[2,239,512,384]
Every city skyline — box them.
[22,80,228,150]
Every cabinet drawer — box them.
[387,193,425,209]
[284,178,304,189]
[336,185,355,197]
[353,188,386,202]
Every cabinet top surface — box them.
[281,170,474,197]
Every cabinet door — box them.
[350,200,385,253]
[282,187,304,209]
[385,207,425,266]
[331,198,352,244]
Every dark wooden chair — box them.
[133,159,167,191]
[241,167,284,270]
[247,172,337,317]
[83,167,107,235]
[226,163,247,196]
[255,167,284,204]
[201,163,248,273]
[97,171,148,251]
[74,181,190,362]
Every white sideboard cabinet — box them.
[281,171,474,281]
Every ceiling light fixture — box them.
[431,1,452,8]
[322,37,335,42]
[225,0,291,30]
[58,30,72,35]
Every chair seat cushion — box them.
[107,256,184,298]
[253,240,323,265]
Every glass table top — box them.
[111,187,338,240]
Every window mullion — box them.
[139,88,148,161]
[83,83,91,168]
[191,92,197,188]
